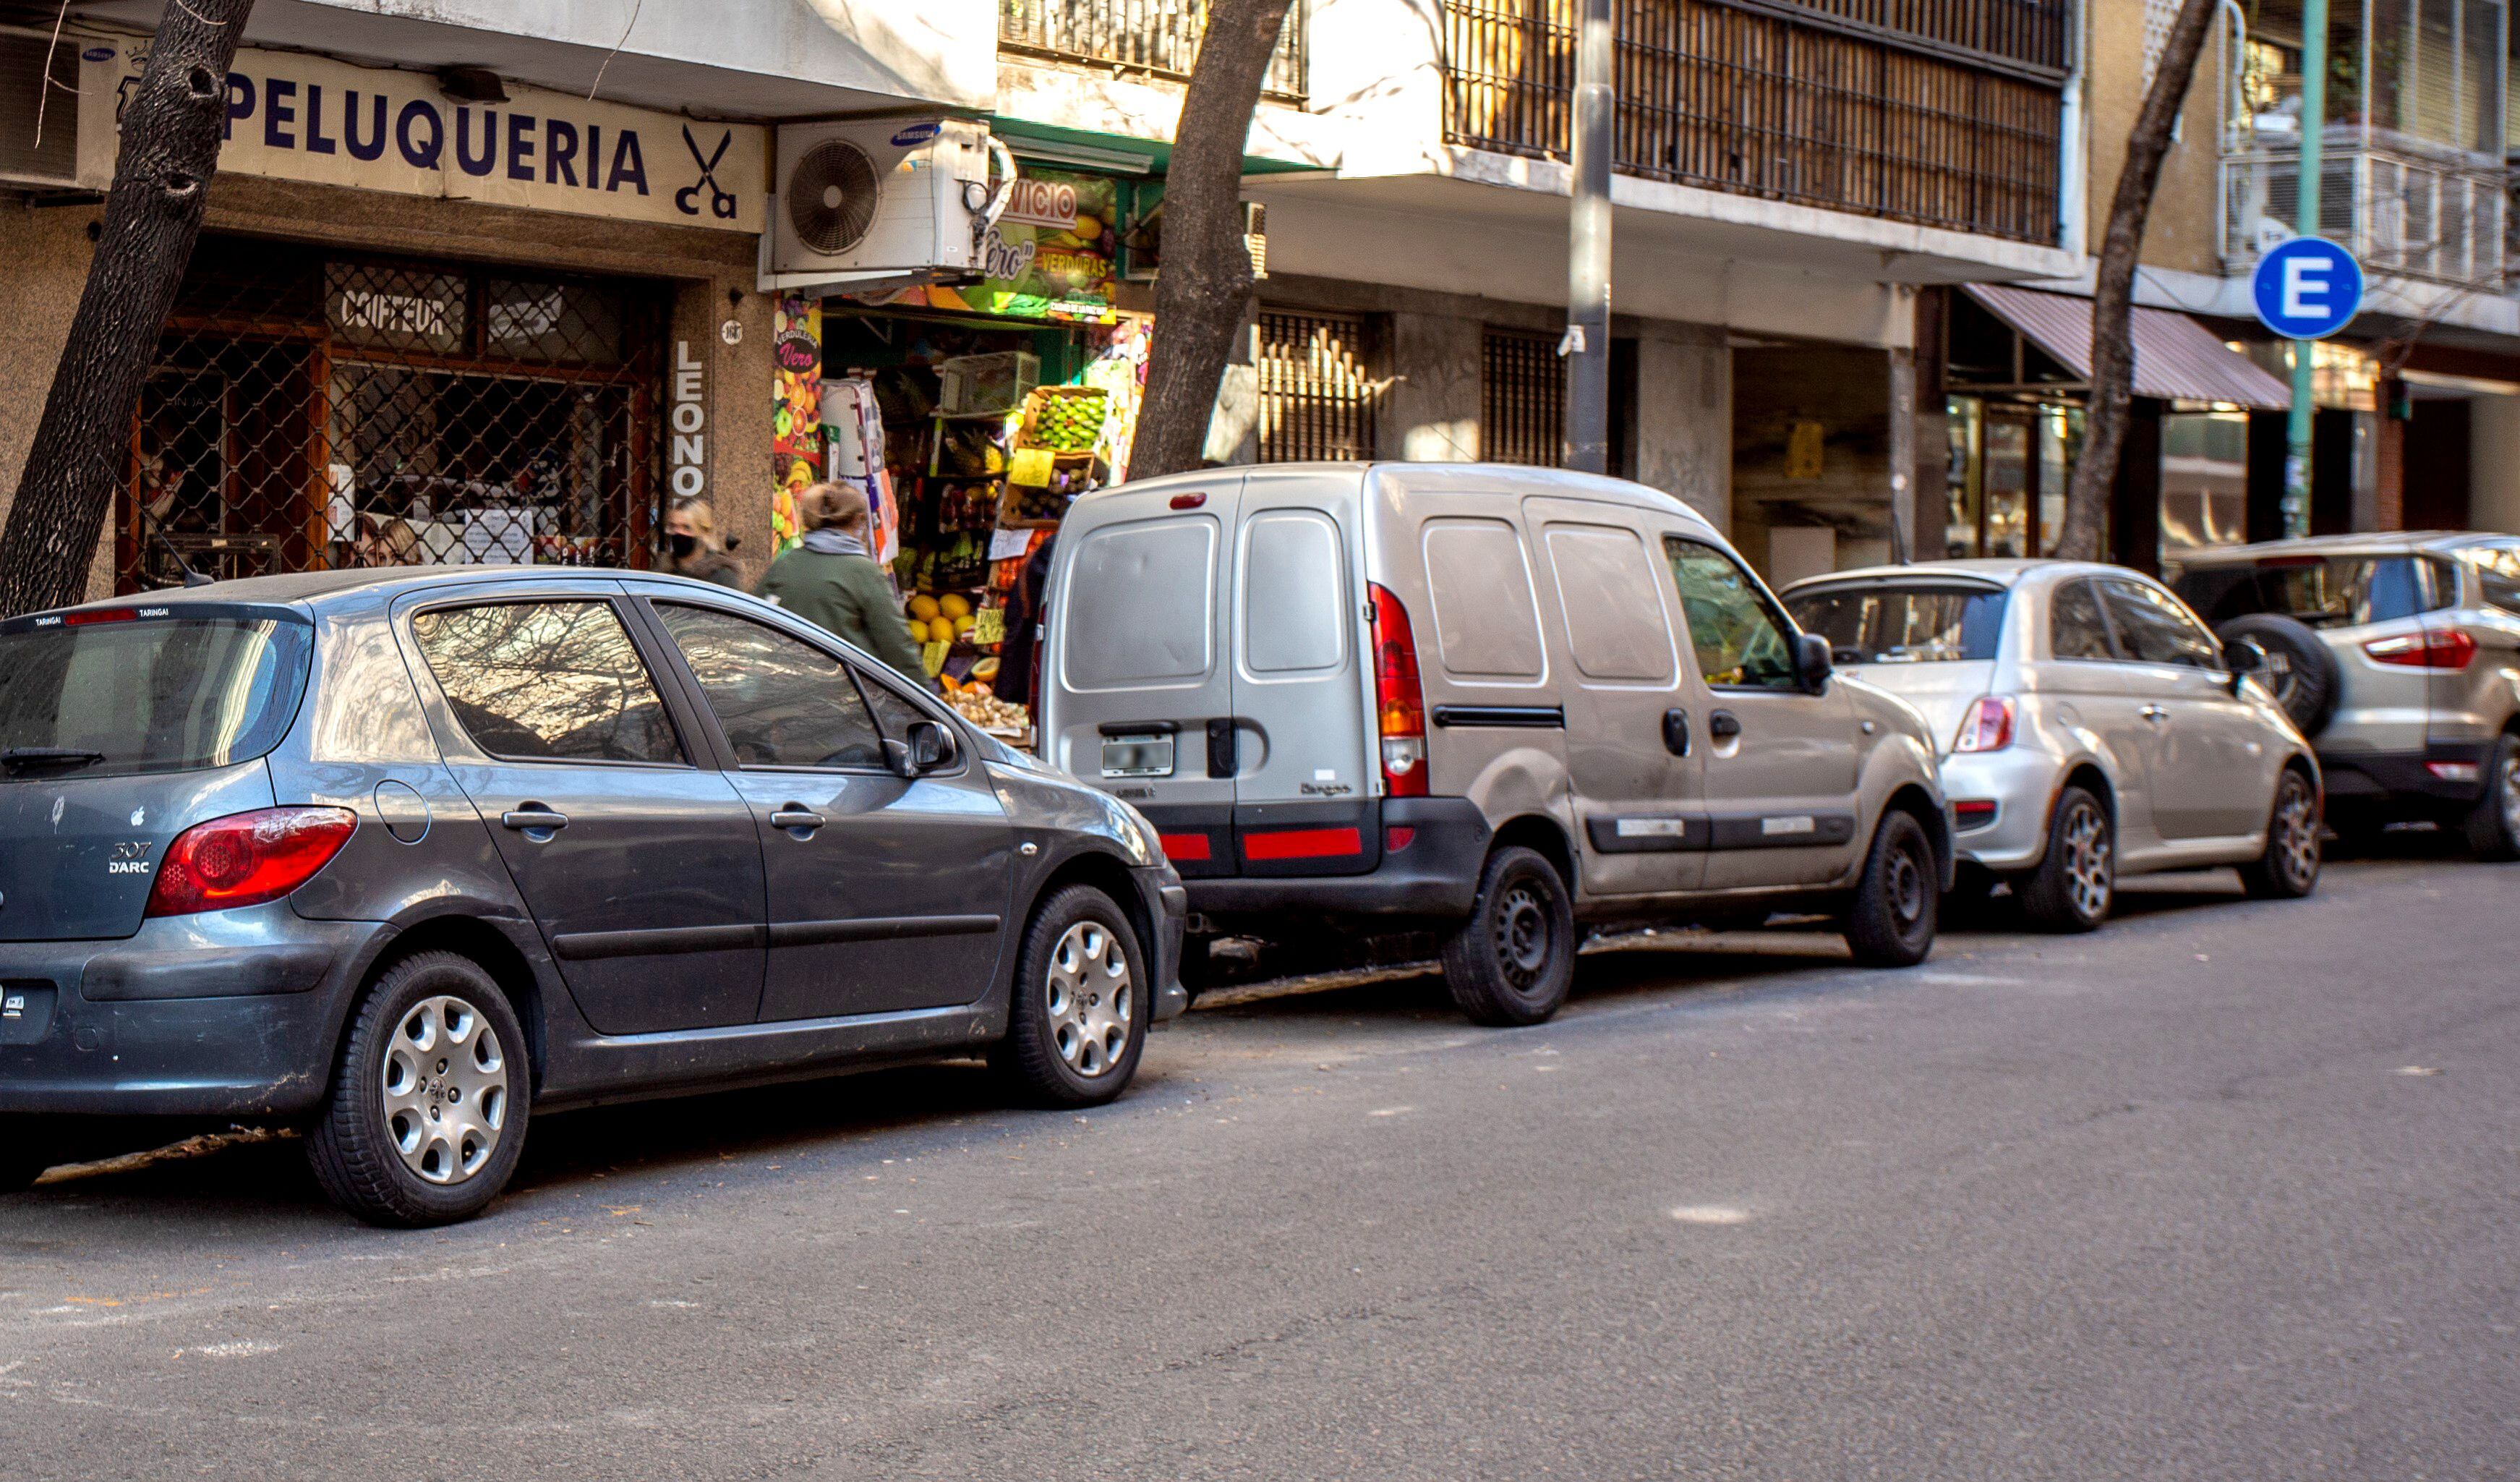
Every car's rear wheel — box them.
[1441,846,1576,1026]
[2461,733,2520,862]
[993,885,1147,1107]
[0,1116,60,1193]
[306,951,529,1228]
[2017,786,2112,932]
[1843,810,1938,967]
[2239,767,2323,899]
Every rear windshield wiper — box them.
[1,746,107,772]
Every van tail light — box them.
[1952,696,2016,753]
[145,806,358,918]
[1368,582,1428,798]
[2363,629,2476,670]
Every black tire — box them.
[2461,732,2520,862]
[2239,767,2323,899]
[1440,846,1576,1026]
[1843,810,1938,967]
[0,1116,61,1193]
[2216,614,2339,737]
[2016,785,2113,932]
[305,952,531,1228]
[992,885,1148,1107]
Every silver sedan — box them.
[1782,560,2323,929]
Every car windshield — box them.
[2173,555,2449,629]
[1786,584,2008,664]
[0,610,311,780]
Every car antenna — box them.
[142,516,215,588]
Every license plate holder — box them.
[1100,733,1176,779]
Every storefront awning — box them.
[1963,284,2291,410]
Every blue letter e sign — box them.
[2252,237,2364,341]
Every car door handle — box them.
[1662,707,1691,757]
[2140,704,2169,722]
[500,806,568,832]
[769,807,824,832]
[1708,710,1742,740]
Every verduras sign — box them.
[77,41,765,234]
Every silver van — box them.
[1037,463,1952,1026]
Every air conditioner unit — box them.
[0,33,88,192]
[762,118,1012,293]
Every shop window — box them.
[1482,328,1563,467]
[1257,310,1379,462]
[2159,410,2250,557]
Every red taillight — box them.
[2363,629,2477,670]
[1385,825,1417,853]
[145,806,357,917]
[1368,582,1428,799]
[1952,696,2015,753]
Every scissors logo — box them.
[677,127,737,221]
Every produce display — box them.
[1025,387,1108,451]
[943,680,1028,733]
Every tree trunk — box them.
[1127,0,1295,481]
[0,0,256,616]
[2051,0,2218,562]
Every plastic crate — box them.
[939,351,1040,418]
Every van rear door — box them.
[1045,477,1242,875]
[1229,473,1378,878]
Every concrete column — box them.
[1379,311,1481,463]
[2472,393,2520,535]
[1631,328,1730,532]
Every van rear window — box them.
[0,610,310,779]
[2171,555,2451,629]
[1787,585,2007,664]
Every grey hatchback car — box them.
[0,568,1186,1225]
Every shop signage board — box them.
[77,41,765,234]
[2251,238,2363,341]
[872,167,1119,323]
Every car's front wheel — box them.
[1441,846,1576,1026]
[994,886,1148,1107]
[2017,785,2112,932]
[1843,810,1938,967]
[2239,767,2323,899]
[305,952,529,1228]
[2461,732,2520,862]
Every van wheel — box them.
[1441,846,1576,1027]
[1843,811,1937,967]
[0,1117,59,1193]
[2240,767,2323,898]
[993,886,1147,1107]
[2461,733,2520,862]
[306,952,529,1229]
[2017,786,2112,932]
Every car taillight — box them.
[1368,582,1427,798]
[2363,629,2476,670]
[1952,696,2015,753]
[145,806,358,917]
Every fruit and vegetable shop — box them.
[769,163,1154,745]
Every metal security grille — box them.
[121,236,663,592]
[1257,310,1379,461]
[1000,0,1309,100]
[1482,328,1563,467]
[1439,0,2067,245]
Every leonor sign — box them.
[76,41,765,234]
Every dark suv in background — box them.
[0,568,1185,1226]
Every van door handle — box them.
[1708,710,1741,741]
[500,806,568,832]
[769,807,824,832]
[1662,708,1691,756]
[1206,717,1239,778]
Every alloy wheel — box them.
[1046,920,1134,1079]
[2500,753,2520,846]
[1492,882,1554,990]
[2061,799,2112,921]
[382,995,508,1186]
[2274,775,2320,890]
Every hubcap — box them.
[2061,799,2112,921]
[1492,882,1554,990]
[2275,775,2320,887]
[1046,921,1133,1078]
[382,995,508,1186]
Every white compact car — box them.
[1783,560,2323,929]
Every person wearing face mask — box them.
[667,495,746,588]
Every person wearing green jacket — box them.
[756,482,926,683]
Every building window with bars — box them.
[1257,310,1381,462]
[1482,328,1564,467]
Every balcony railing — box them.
[2219,143,2507,292]
[1438,0,2068,246]
[999,0,1307,101]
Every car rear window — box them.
[1786,584,2008,664]
[2173,555,2451,629]
[0,608,311,780]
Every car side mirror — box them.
[906,718,954,772]
[1795,631,1834,692]
[2224,636,2268,694]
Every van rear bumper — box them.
[1183,798,1492,921]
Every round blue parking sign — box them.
[2252,237,2364,340]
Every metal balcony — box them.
[999,0,1308,101]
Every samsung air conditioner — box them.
[0,33,90,192]
[762,118,1014,293]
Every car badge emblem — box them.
[130,806,146,827]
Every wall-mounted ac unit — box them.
[762,118,1012,293]
[0,33,87,192]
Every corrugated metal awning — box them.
[1963,284,2290,410]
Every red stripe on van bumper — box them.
[1157,832,1213,863]
[1242,827,1364,862]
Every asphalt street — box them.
[4,844,2515,1480]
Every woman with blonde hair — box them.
[666,495,745,588]
[756,482,925,681]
